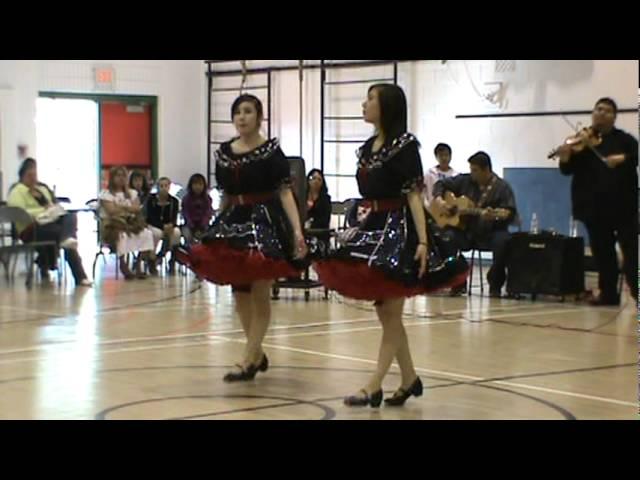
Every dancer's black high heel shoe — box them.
[223,354,269,382]
[384,377,423,406]
[344,389,383,408]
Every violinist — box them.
[556,97,638,306]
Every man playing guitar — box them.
[431,151,518,297]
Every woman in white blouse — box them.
[99,166,157,279]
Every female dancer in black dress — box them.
[179,94,307,382]
[314,84,468,407]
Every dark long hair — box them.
[307,168,329,198]
[129,169,150,196]
[186,173,209,197]
[231,94,264,132]
[369,83,408,145]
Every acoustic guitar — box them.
[428,191,511,229]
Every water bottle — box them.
[569,216,578,237]
[530,212,539,234]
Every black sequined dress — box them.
[313,133,468,301]
[178,138,304,286]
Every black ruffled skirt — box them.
[178,199,306,286]
[313,207,468,301]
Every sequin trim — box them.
[401,176,426,194]
[356,133,418,170]
[216,138,281,168]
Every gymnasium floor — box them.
[0,238,636,420]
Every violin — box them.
[548,126,603,160]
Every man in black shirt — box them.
[432,151,518,297]
[558,97,638,306]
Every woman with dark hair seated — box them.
[181,173,214,246]
[129,170,151,211]
[7,158,92,287]
[305,169,332,241]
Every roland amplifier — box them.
[506,232,584,297]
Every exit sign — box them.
[94,65,115,91]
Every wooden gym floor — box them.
[0,234,636,420]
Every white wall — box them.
[209,60,638,200]
[0,88,18,199]
[402,60,638,176]
[3,60,636,202]
[0,60,207,197]
[0,61,38,199]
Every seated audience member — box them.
[424,142,458,207]
[129,169,151,213]
[99,166,157,279]
[181,173,213,246]
[146,176,181,272]
[8,158,92,287]
[305,169,332,242]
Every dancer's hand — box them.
[415,243,428,279]
[293,231,308,260]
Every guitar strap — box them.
[477,175,497,209]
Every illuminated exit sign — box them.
[94,65,115,91]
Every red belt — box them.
[228,192,276,206]
[361,198,404,212]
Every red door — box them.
[100,102,152,189]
